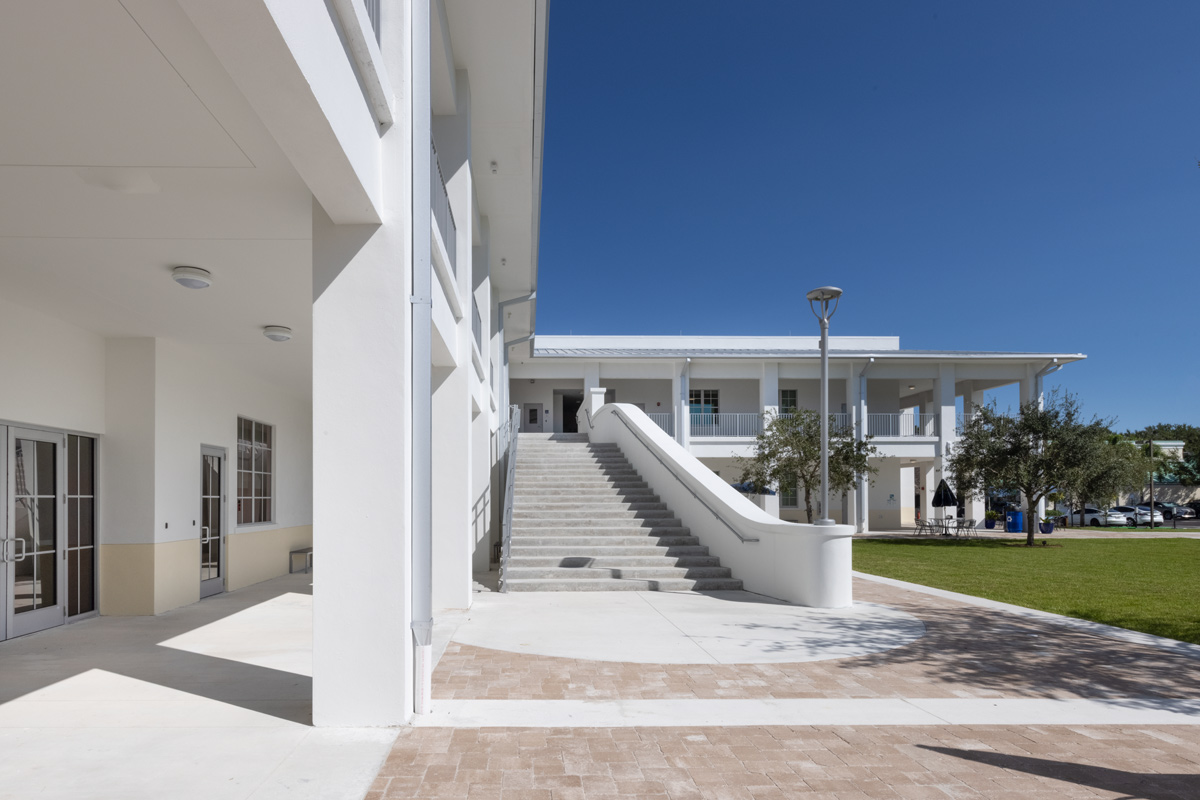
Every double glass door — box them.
[0,426,94,641]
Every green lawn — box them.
[854,538,1200,644]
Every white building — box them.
[510,336,1085,530]
[0,1,1085,730]
[0,0,546,726]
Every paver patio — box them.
[372,574,1200,798]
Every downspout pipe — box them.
[411,0,434,717]
[1033,359,1062,410]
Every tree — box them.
[1126,423,1200,485]
[949,391,1110,546]
[737,409,878,523]
[1067,434,1150,522]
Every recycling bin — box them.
[1005,510,1023,533]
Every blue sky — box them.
[535,1,1200,431]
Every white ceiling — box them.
[0,1,314,394]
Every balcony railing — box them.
[472,298,482,353]
[776,412,852,432]
[867,412,939,438]
[647,413,674,437]
[690,413,762,438]
[431,138,457,275]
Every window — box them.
[779,389,797,413]
[780,484,798,509]
[688,389,719,415]
[237,417,273,525]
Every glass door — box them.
[200,446,225,598]
[5,427,66,639]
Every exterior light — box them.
[908,385,915,390]
[490,161,498,174]
[263,326,292,342]
[807,286,843,526]
[172,266,212,289]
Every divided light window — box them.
[688,389,719,415]
[237,417,273,525]
[779,389,798,413]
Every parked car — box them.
[1070,507,1128,527]
[1113,505,1165,526]
[1149,501,1195,520]
[1186,500,1200,517]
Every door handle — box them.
[13,538,27,562]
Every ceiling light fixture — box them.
[263,325,293,342]
[172,266,212,289]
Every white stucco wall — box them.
[687,379,759,414]
[0,297,106,434]
[153,337,313,545]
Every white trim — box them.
[412,697,1200,729]
[329,0,395,126]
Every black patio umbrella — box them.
[932,479,957,508]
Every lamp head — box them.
[806,286,843,321]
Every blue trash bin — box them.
[1005,510,1024,533]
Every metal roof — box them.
[533,347,1086,361]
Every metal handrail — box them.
[589,408,759,544]
[498,404,521,592]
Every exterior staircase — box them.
[503,433,743,592]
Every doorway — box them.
[561,393,582,433]
[3,427,66,640]
[521,403,544,433]
[200,446,226,598]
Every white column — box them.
[678,361,691,449]
[921,464,935,523]
[587,386,607,417]
[854,363,871,532]
[760,362,779,420]
[670,369,682,444]
[312,201,410,726]
[430,71,474,612]
[934,363,956,520]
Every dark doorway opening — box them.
[562,393,583,433]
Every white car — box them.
[1071,507,1128,527]
[1113,505,1165,527]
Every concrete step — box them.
[512,509,677,521]
[503,577,745,592]
[509,544,712,557]
[515,487,658,498]
[515,480,650,490]
[513,502,669,513]
[508,555,723,568]
[504,565,734,580]
[515,467,640,476]
[509,534,701,548]
[512,522,687,534]
[512,518,683,530]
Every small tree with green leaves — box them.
[737,409,878,523]
[949,391,1110,546]
[1061,434,1150,524]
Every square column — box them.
[760,362,779,420]
[853,363,871,532]
[933,363,956,519]
[312,204,410,727]
[675,362,690,449]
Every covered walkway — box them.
[0,573,393,800]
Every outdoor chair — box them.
[959,518,978,538]
[915,518,930,535]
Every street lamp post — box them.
[807,286,843,526]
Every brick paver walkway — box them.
[371,577,1200,798]
[433,579,1200,702]
[369,725,1200,799]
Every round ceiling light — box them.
[171,266,212,289]
[263,326,293,342]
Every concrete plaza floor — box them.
[0,572,394,800]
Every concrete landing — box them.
[448,589,926,664]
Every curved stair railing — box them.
[498,404,521,592]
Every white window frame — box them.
[236,416,276,527]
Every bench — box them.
[289,546,314,574]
